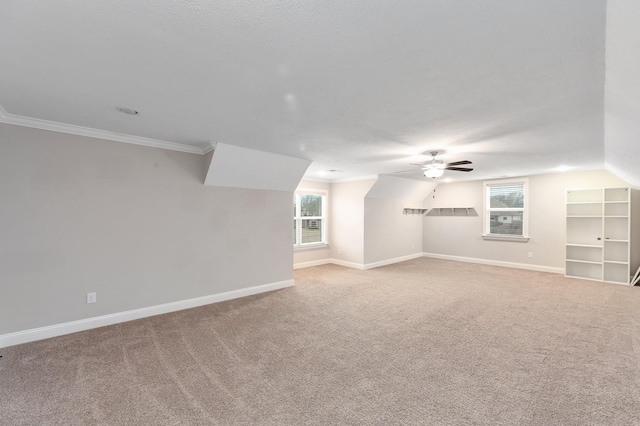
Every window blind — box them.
[489,184,524,209]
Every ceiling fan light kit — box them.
[424,168,445,178]
[395,151,473,179]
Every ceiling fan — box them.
[394,151,473,178]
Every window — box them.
[483,179,529,241]
[294,192,327,247]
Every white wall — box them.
[363,176,435,265]
[363,198,424,265]
[295,176,433,269]
[329,179,376,265]
[423,170,630,271]
[0,124,293,337]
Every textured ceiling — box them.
[0,0,621,183]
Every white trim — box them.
[363,253,424,270]
[202,142,216,154]
[422,252,564,274]
[294,252,564,275]
[293,259,332,269]
[327,258,366,270]
[330,175,380,183]
[298,176,332,183]
[482,235,530,242]
[294,243,329,251]
[0,280,294,349]
[294,253,423,270]
[0,105,209,155]
[294,192,327,246]
[483,177,529,238]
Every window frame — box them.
[482,178,530,242]
[294,190,328,249]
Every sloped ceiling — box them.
[604,0,640,188]
[365,175,436,201]
[205,143,311,191]
[1,1,636,185]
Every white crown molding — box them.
[0,279,294,348]
[298,176,332,183]
[202,141,216,154]
[0,104,209,155]
[330,174,380,184]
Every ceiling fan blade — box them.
[394,168,422,174]
[409,163,425,167]
[444,167,474,172]
[446,160,472,166]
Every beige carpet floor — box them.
[2,258,640,425]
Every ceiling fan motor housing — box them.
[429,160,445,169]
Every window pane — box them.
[293,220,297,244]
[489,184,524,208]
[301,219,322,244]
[489,211,523,235]
[301,194,322,217]
[293,194,297,217]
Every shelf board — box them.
[566,243,602,248]
[603,239,628,243]
[566,259,602,265]
[567,215,602,218]
[604,215,628,218]
[566,201,602,205]
[566,274,603,282]
[604,201,629,204]
[604,260,629,265]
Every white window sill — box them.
[482,234,530,243]
[294,243,329,251]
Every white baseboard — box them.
[294,253,564,276]
[327,258,366,270]
[293,259,332,269]
[422,252,564,274]
[0,279,294,349]
[363,253,424,270]
[294,253,423,271]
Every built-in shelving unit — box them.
[425,207,478,217]
[402,208,428,215]
[565,187,632,285]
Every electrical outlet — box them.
[527,252,534,258]
[87,292,97,304]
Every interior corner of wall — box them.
[604,162,640,189]
[202,150,215,184]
